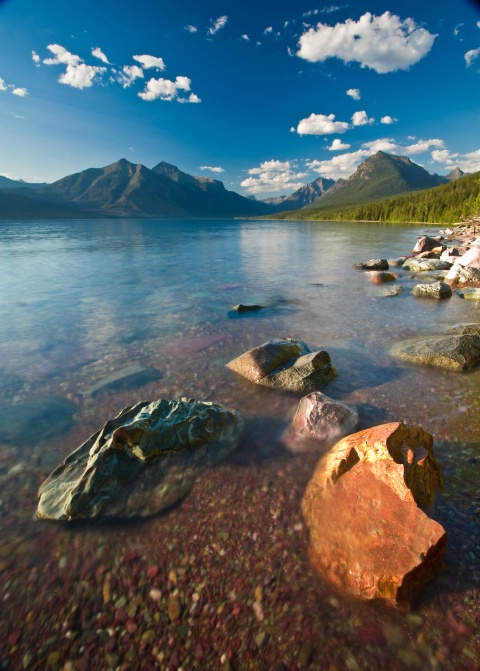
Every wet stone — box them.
[88,362,162,396]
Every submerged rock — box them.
[391,334,480,371]
[231,304,264,312]
[291,392,358,442]
[301,422,446,608]
[88,362,162,396]
[353,259,389,270]
[0,397,77,447]
[368,271,398,284]
[411,281,452,299]
[226,338,337,392]
[37,398,243,521]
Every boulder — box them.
[368,271,398,284]
[387,257,407,267]
[301,422,446,608]
[37,398,243,521]
[444,323,480,336]
[412,235,443,254]
[353,259,389,270]
[411,281,452,299]
[445,264,480,286]
[403,259,452,272]
[391,334,480,371]
[226,338,337,392]
[291,392,358,442]
[440,247,461,263]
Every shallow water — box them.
[0,218,479,671]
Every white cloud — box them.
[42,44,106,88]
[117,65,144,88]
[208,16,228,36]
[133,54,166,70]
[185,25,197,33]
[138,75,198,102]
[346,88,360,100]
[11,87,28,97]
[296,112,350,135]
[328,138,351,151]
[241,160,309,194]
[32,51,41,67]
[91,47,109,64]
[362,137,445,155]
[0,77,6,91]
[241,34,250,41]
[351,110,374,126]
[453,23,464,37]
[297,11,437,73]
[200,166,225,173]
[431,147,480,173]
[178,92,201,103]
[264,26,273,34]
[307,149,369,180]
[431,149,454,162]
[380,115,397,124]
[465,47,480,67]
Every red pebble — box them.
[446,609,470,636]
[232,606,241,617]
[123,549,139,564]
[147,565,159,579]
[7,629,21,646]
[125,619,138,634]
[195,643,204,660]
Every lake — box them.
[1,218,479,670]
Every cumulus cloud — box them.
[241,34,250,41]
[431,149,453,163]
[92,47,109,64]
[42,44,106,88]
[296,112,350,135]
[351,110,374,126]
[431,147,480,173]
[12,87,28,96]
[297,11,437,73]
[346,88,360,100]
[241,160,309,194]
[185,25,197,33]
[453,23,464,37]
[208,16,228,36]
[0,78,6,91]
[32,51,41,66]
[328,138,351,151]
[264,26,273,34]
[200,166,224,173]
[138,75,199,102]
[465,47,480,67]
[380,115,397,124]
[116,65,144,88]
[133,54,166,70]
[307,150,369,180]
[178,92,201,103]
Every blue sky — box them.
[0,0,479,198]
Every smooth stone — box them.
[391,334,480,371]
[411,281,452,299]
[383,286,404,297]
[403,259,451,272]
[37,397,243,520]
[291,391,358,442]
[444,323,480,336]
[387,257,407,267]
[353,259,389,270]
[226,338,337,392]
[301,422,446,608]
[0,397,77,446]
[368,271,398,284]
[88,362,162,396]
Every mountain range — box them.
[0,152,469,220]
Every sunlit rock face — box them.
[291,392,358,443]
[302,422,446,609]
[226,338,337,392]
[37,398,243,521]
[391,334,480,371]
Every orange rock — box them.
[302,422,446,608]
